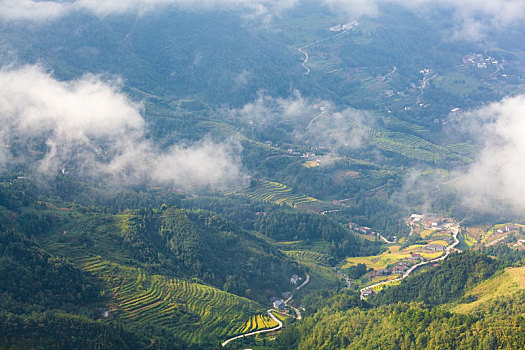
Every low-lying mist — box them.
[0,65,244,191]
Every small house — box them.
[362,289,375,297]
[392,265,408,274]
[273,299,286,311]
[377,268,389,276]
[358,227,372,235]
[425,244,445,252]
[410,253,421,260]
[410,214,423,221]
[290,274,299,286]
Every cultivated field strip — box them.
[77,255,270,342]
[231,180,319,208]
[239,314,278,334]
[284,250,332,266]
[364,126,470,163]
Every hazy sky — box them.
[1,0,524,40]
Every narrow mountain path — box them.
[305,110,324,129]
[297,28,351,75]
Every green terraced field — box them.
[229,180,319,208]
[37,226,273,345]
[77,255,266,344]
[369,129,469,163]
[284,250,332,267]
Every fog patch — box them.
[454,95,525,215]
[0,65,243,191]
[229,91,371,151]
[3,0,523,42]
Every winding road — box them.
[221,309,283,347]
[297,28,352,75]
[416,73,438,104]
[221,272,310,346]
[382,66,397,81]
[380,235,396,244]
[305,110,325,130]
[361,224,460,298]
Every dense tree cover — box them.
[183,196,268,231]
[345,263,368,279]
[0,228,100,315]
[0,312,151,350]
[275,301,525,350]
[185,196,383,260]
[120,207,303,297]
[370,252,498,306]
[274,252,525,350]
[255,211,379,259]
[0,180,39,211]
[300,290,369,316]
[50,175,184,214]
[340,197,410,239]
[479,245,525,267]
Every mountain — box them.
[2,0,525,348]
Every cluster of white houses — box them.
[496,225,519,234]
[410,213,450,230]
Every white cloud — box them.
[0,0,298,21]
[2,0,523,40]
[322,0,525,40]
[406,0,525,41]
[232,90,312,125]
[454,95,525,214]
[321,0,380,18]
[230,91,370,149]
[0,0,69,21]
[3,0,524,43]
[0,65,243,190]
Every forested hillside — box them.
[2,0,525,348]
[276,301,525,350]
[275,253,525,350]
[120,207,303,296]
[370,253,499,306]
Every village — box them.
[343,214,461,298]
[268,273,309,317]
[462,53,504,70]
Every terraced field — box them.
[239,314,278,334]
[230,180,319,208]
[284,250,332,267]
[451,267,525,314]
[74,255,270,344]
[445,142,477,158]
[370,129,469,163]
[343,244,443,269]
